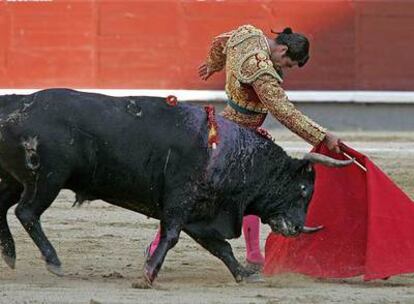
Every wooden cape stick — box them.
[343,152,367,172]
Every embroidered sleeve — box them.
[205,31,233,72]
[252,75,327,146]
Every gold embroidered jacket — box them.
[205,24,327,146]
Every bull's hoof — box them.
[243,273,265,283]
[46,263,64,277]
[143,265,155,285]
[235,265,265,283]
[244,261,263,274]
[132,278,153,289]
[2,253,16,269]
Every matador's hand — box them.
[324,132,342,154]
[198,63,215,81]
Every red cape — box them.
[263,143,414,280]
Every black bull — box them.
[0,89,351,283]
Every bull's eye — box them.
[300,184,307,197]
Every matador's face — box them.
[271,45,299,70]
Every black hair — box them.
[274,27,310,67]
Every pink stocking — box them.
[149,228,161,256]
[242,215,264,265]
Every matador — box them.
[148,25,341,277]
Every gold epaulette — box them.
[237,51,283,84]
[225,24,283,85]
[225,25,263,51]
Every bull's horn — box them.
[302,225,324,233]
[303,153,354,168]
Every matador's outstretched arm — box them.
[252,74,327,146]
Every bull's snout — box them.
[269,217,324,237]
[269,217,301,237]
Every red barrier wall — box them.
[0,0,413,90]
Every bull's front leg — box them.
[143,220,182,284]
[142,188,194,284]
[184,228,262,283]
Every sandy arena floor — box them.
[0,131,413,304]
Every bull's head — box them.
[264,153,353,237]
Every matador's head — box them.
[268,27,310,70]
